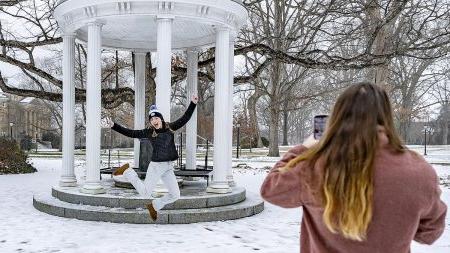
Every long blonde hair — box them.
[286,82,405,241]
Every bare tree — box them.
[2,0,448,104]
[389,56,438,142]
[430,58,450,144]
[0,0,26,7]
[1,0,450,154]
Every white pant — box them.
[123,161,180,211]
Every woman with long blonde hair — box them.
[261,82,446,252]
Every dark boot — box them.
[112,163,130,176]
[146,202,158,221]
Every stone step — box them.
[33,193,264,224]
[52,185,246,210]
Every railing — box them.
[176,133,212,170]
[197,134,211,170]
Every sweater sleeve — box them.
[111,122,150,139]
[414,171,447,244]
[260,145,310,208]
[169,102,197,131]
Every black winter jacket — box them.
[111,102,196,162]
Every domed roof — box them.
[54,0,248,51]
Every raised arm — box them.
[169,97,197,131]
[260,135,318,208]
[111,122,150,139]
[260,145,310,208]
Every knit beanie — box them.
[149,105,164,122]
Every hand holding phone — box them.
[302,135,318,148]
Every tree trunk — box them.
[365,1,403,87]
[267,0,283,157]
[268,105,280,156]
[115,50,119,89]
[398,118,411,143]
[442,121,448,145]
[397,58,433,143]
[268,63,282,157]
[282,98,289,146]
[442,103,450,145]
[247,85,263,148]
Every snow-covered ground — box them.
[0,153,449,253]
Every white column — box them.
[29,111,32,135]
[153,17,173,194]
[27,111,30,135]
[207,27,232,194]
[227,39,235,186]
[33,111,37,138]
[33,111,36,136]
[24,110,28,135]
[60,33,77,187]
[186,49,198,171]
[32,112,35,136]
[156,18,173,121]
[82,22,105,194]
[134,52,146,168]
[26,111,29,135]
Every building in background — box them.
[0,91,51,141]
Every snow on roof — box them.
[19,97,34,103]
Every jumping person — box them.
[260,82,446,252]
[105,95,198,221]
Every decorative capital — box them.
[62,32,76,39]
[86,20,105,27]
[214,26,231,32]
[156,15,175,20]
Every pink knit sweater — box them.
[260,144,447,253]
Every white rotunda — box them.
[33,0,264,224]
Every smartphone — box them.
[313,115,328,140]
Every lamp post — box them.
[35,133,38,153]
[236,123,240,159]
[9,122,13,141]
[424,124,428,156]
[108,128,112,169]
[423,114,434,156]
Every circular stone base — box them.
[51,179,246,210]
[33,192,264,224]
[34,178,264,224]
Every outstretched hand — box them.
[103,117,114,128]
[191,94,199,104]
